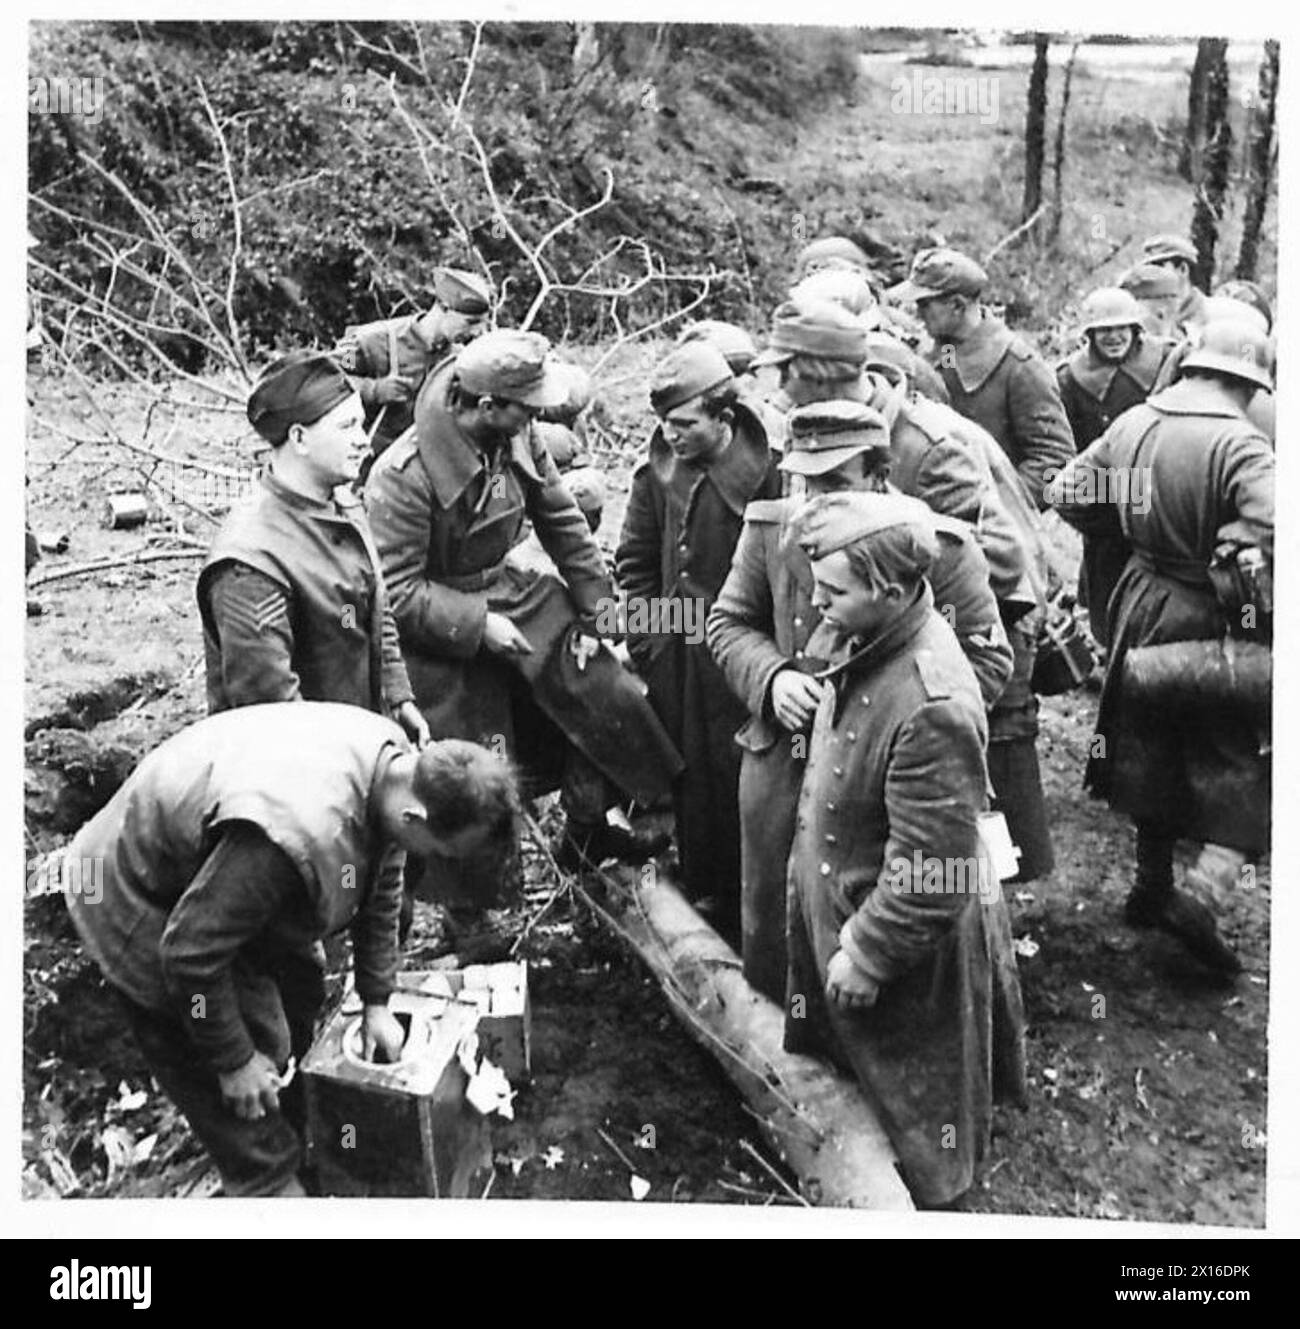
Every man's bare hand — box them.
[218,1051,284,1120]
[483,612,534,657]
[394,701,431,748]
[771,670,826,732]
[373,378,412,406]
[825,949,880,1011]
[362,1004,407,1065]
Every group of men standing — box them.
[62,227,1273,1206]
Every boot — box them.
[1125,836,1241,975]
[555,820,669,872]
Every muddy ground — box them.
[22,43,1271,1222]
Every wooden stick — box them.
[739,1137,810,1208]
[29,548,204,589]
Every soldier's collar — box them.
[942,310,1015,394]
[417,371,540,508]
[648,402,773,517]
[1153,377,1254,419]
[816,582,933,707]
[261,466,356,517]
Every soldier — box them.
[615,343,779,935]
[334,267,492,463]
[792,235,876,283]
[1046,319,1274,975]
[782,490,1027,1208]
[1056,287,1174,648]
[199,351,428,746]
[530,361,606,531]
[63,702,519,1196]
[677,319,788,448]
[890,247,1075,509]
[790,268,950,405]
[365,329,681,874]
[1138,234,1207,337]
[1119,262,1183,340]
[1151,295,1275,442]
[708,402,1012,1002]
[750,297,1053,880]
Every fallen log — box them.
[575,864,914,1210]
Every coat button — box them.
[793,616,803,628]
[825,833,837,845]
[795,650,805,660]
[860,696,870,705]
[819,862,831,877]
[846,731,857,742]
[826,801,837,812]
[833,766,843,777]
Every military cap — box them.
[433,267,493,315]
[794,236,873,281]
[1140,234,1198,267]
[1077,287,1146,335]
[791,489,937,561]
[889,247,987,303]
[247,349,355,446]
[564,465,607,518]
[455,329,568,409]
[1119,263,1181,300]
[677,320,759,374]
[536,361,594,424]
[778,400,892,477]
[790,268,883,328]
[1179,318,1274,391]
[1214,280,1273,333]
[649,342,735,415]
[752,297,869,368]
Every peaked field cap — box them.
[1119,263,1182,299]
[779,400,892,477]
[677,319,759,373]
[792,489,937,560]
[433,266,492,314]
[795,235,873,280]
[1179,318,1274,391]
[650,341,735,414]
[889,247,987,303]
[247,349,355,445]
[1141,233,1198,265]
[752,297,870,368]
[455,330,568,408]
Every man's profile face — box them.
[810,548,897,640]
[481,396,536,438]
[659,398,729,464]
[915,293,963,341]
[420,306,487,347]
[296,391,368,486]
[1151,257,1192,296]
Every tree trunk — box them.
[1048,40,1081,243]
[1022,33,1050,227]
[1190,40,1232,291]
[1236,39,1279,282]
[1179,38,1215,182]
[578,867,915,1209]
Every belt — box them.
[439,560,508,593]
[1131,548,1210,589]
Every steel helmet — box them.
[1179,318,1274,391]
[1078,287,1145,336]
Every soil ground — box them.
[23,41,1271,1222]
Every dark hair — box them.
[413,740,520,840]
[841,524,935,595]
[696,382,739,419]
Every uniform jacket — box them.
[1056,336,1172,452]
[334,315,452,452]
[64,703,407,1028]
[784,593,1027,1206]
[1055,336,1172,647]
[1047,378,1274,850]
[1151,339,1276,442]
[707,494,1012,1002]
[199,470,413,716]
[615,407,779,903]
[866,372,1030,610]
[365,360,680,804]
[931,309,1075,508]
